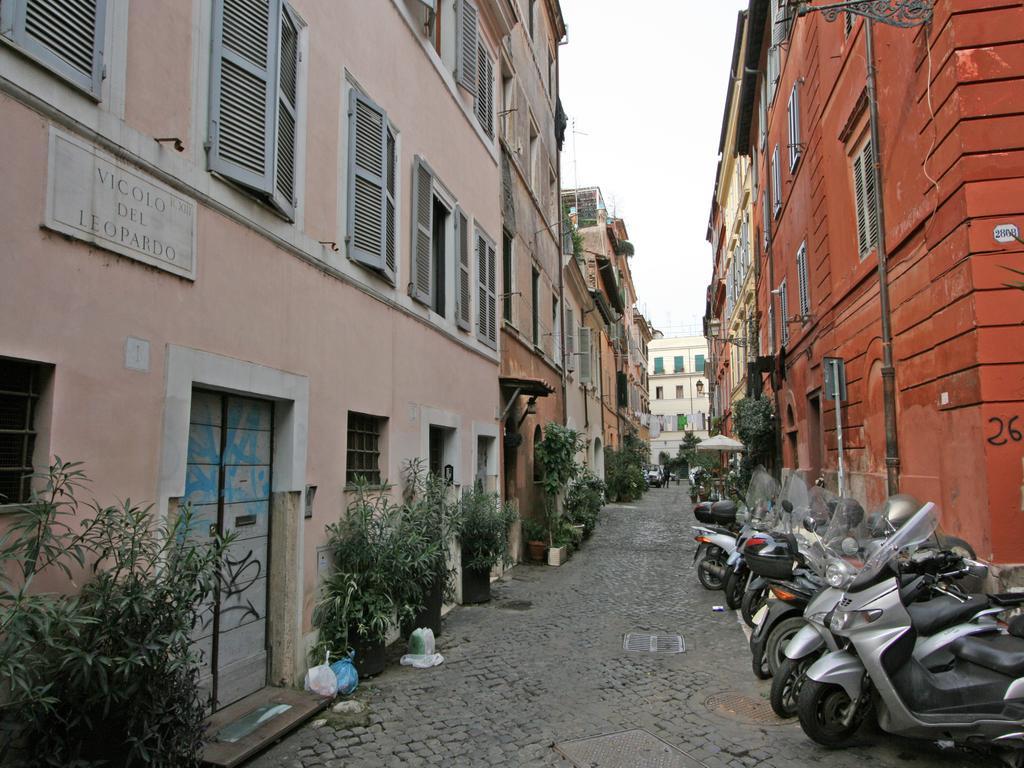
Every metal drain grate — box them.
[704,692,782,725]
[623,633,685,653]
[555,729,704,767]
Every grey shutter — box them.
[272,3,299,219]
[763,189,770,249]
[759,77,768,149]
[385,126,397,278]
[411,157,433,305]
[486,240,497,346]
[578,327,592,384]
[797,243,810,316]
[853,152,870,257]
[456,0,478,93]
[8,0,107,96]
[476,43,494,138]
[209,0,279,195]
[347,89,388,273]
[772,145,781,217]
[475,231,497,348]
[456,210,471,331]
[565,307,575,372]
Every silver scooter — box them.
[799,503,1024,765]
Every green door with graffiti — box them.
[185,390,273,711]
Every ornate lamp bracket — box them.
[796,0,933,28]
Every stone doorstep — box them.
[202,687,329,768]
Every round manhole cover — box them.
[704,692,784,725]
[498,600,532,611]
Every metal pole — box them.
[833,358,846,497]
[865,19,901,495]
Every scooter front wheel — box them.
[798,679,866,748]
[724,567,746,610]
[770,653,819,718]
[741,584,769,628]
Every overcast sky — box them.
[559,0,748,338]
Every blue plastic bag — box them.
[330,650,358,695]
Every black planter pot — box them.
[461,564,491,604]
[410,579,444,637]
[350,633,386,678]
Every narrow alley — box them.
[252,484,991,768]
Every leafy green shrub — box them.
[534,424,584,542]
[565,470,605,537]
[603,433,649,502]
[401,460,458,605]
[313,482,432,655]
[521,518,547,543]
[0,459,229,768]
[456,487,517,573]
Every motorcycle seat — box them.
[907,594,990,636]
[705,525,735,537]
[951,633,1024,678]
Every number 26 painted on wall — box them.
[988,416,1023,446]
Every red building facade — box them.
[730,0,1024,576]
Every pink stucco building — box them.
[0,0,523,709]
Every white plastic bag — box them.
[408,628,435,656]
[400,653,444,668]
[304,652,338,697]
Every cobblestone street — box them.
[252,484,996,768]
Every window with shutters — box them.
[653,357,664,375]
[844,11,853,37]
[695,354,705,373]
[455,0,478,94]
[475,41,494,138]
[796,241,810,317]
[475,225,498,349]
[779,279,790,346]
[760,76,768,150]
[528,117,539,191]
[347,89,398,283]
[551,297,560,362]
[346,412,386,486]
[675,385,684,400]
[208,0,303,221]
[1,0,107,97]
[751,145,759,194]
[763,189,770,249]
[788,83,802,171]
[432,197,449,316]
[502,230,514,324]
[767,46,780,106]
[0,359,49,505]
[771,144,782,219]
[851,138,878,260]
[456,209,471,331]
[578,326,592,384]
[564,307,575,373]
[674,356,684,374]
[500,67,516,143]
[531,266,540,346]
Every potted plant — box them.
[312,484,421,678]
[534,424,584,565]
[565,469,605,540]
[400,460,457,637]
[455,487,516,604]
[521,518,547,562]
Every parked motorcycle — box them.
[798,502,1024,766]
[722,469,783,609]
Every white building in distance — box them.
[648,334,710,463]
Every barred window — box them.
[346,412,384,486]
[0,359,44,504]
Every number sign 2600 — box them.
[988,416,1022,446]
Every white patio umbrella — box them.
[696,435,745,452]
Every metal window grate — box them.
[346,412,383,486]
[0,359,43,504]
[623,633,685,654]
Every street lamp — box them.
[789,0,931,495]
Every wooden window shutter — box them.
[272,4,299,219]
[411,157,434,305]
[347,89,390,276]
[853,150,869,257]
[772,145,781,218]
[779,279,790,346]
[209,0,280,196]
[579,327,592,384]
[475,231,497,349]
[456,210,471,331]
[384,126,397,277]
[862,141,879,249]
[763,189,770,249]
[565,308,575,372]
[456,0,479,93]
[476,43,494,138]
[6,0,107,96]
[797,242,810,316]
[788,83,801,172]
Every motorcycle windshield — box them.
[851,502,938,588]
[744,466,780,529]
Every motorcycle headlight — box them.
[830,608,883,633]
[826,561,855,589]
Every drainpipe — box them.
[865,19,900,495]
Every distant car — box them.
[645,466,663,488]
